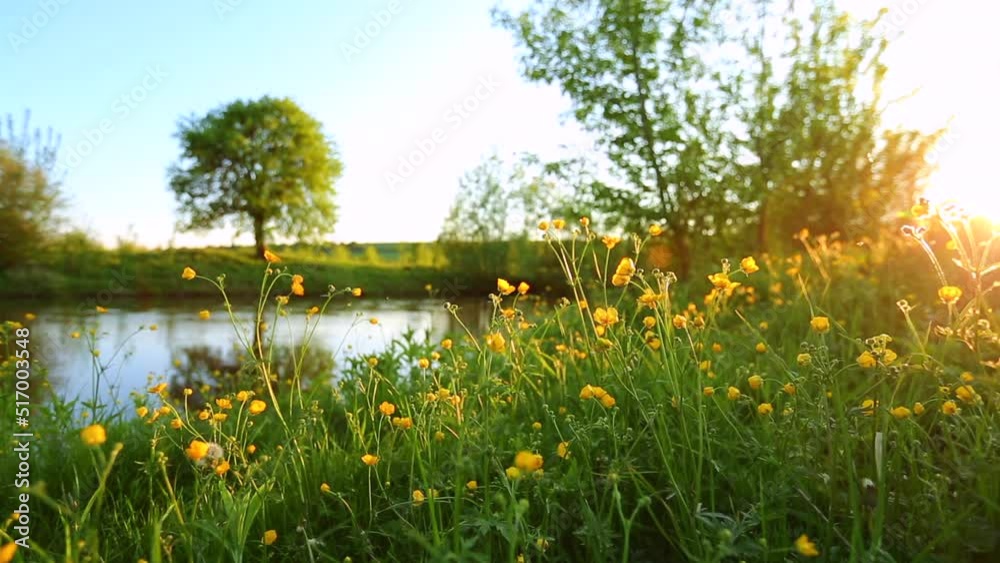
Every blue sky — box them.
[2,0,997,247]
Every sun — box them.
[921,168,1000,221]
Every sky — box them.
[2,0,998,248]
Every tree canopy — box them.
[168,96,343,257]
[497,0,937,275]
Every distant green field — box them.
[0,241,569,301]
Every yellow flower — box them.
[642,316,656,329]
[367,357,379,368]
[711,342,723,353]
[497,278,516,296]
[552,219,566,230]
[149,324,158,331]
[291,279,305,296]
[757,402,773,415]
[599,394,616,408]
[795,534,820,557]
[797,353,812,366]
[369,317,379,325]
[485,332,506,353]
[170,418,183,429]
[352,287,363,297]
[236,391,250,402]
[263,249,281,263]
[80,424,107,446]
[938,285,962,304]
[537,220,549,231]
[320,482,331,493]
[783,383,796,395]
[960,371,975,383]
[638,289,661,309]
[707,272,731,290]
[215,398,232,410]
[434,430,446,442]
[755,342,767,353]
[857,351,877,369]
[860,399,877,416]
[557,441,570,459]
[263,529,278,545]
[580,384,596,400]
[913,402,925,415]
[593,307,620,327]
[890,406,911,419]
[703,386,715,397]
[136,406,149,418]
[412,489,426,505]
[810,316,830,333]
[214,460,230,476]
[0,543,17,563]
[531,421,542,431]
[149,383,168,394]
[740,256,759,274]
[379,401,396,416]
[307,306,320,317]
[96,305,109,314]
[212,413,228,423]
[198,410,210,421]
[648,223,664,236]
[747,375,763,390]
[247,444,257,455]
[248,400,267,415]
[514,451,544,472]
[71,331,81,339]
[602,235,620,249]
[727,387,741,401]
[186,440,209,461]
[506,466,522,480]
[466,480,478,490]
[672,314,688,329]
[611,257,636,287]
[182,267,196,280]
[198,310,211,320]
[955,385,978,403]
[441,338,453,350]
[361,454,379,466]
[882,349,898,365]
[24,312,36,321]
[392,416,414,430]
[941,400,959,415]
[418,357,431,369]
[517,281,530,295]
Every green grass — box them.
[0,218,998,562]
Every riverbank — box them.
[0,241,568,301]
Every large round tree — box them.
[168,96,342,257]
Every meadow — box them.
[1,207,998,563]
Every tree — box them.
[0,112,62,272]
[498,0,937,274]
[497,0,736,277]
[733,1,939,251]
[168,97,343,258]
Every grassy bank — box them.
[0,241,569,301]
[1,215,998,562]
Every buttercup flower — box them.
[199,310,211,320]
[602,235,620,249]
[263,249,281,263]
[748,375,763,390]
[485,332,506,353]
[214,460,230,476]
[249,400,267,415]
[890,406,911,419]
[757,402,773,415]
[783,383,796,395]
[703,386,715,397]
[80,424,107,446]
[182,267,196,280]
[514,451,544,472]
[441,338,453,350]
[263,530,278,545]
[727,387,741,401]
[795,534,820,557]
[186,440,210,461]
[810,316,830,333]
[941,400,959,415]
[611,257,636,287]
[321,483,331,493]
[412,489,426,505]
[913,402,925,415]
[379,401,396,416]
[954,385,976,403]
[857,351,876,369]
[361,454,379,466]
[740,256,759,274]
[672,314,688,329]
[649,223,664,236]
[557,441,570,459]
[552,219,566,230]
[518,281,530,295]
[497,278,516,296]
[352,287,363,297]
[938,285,962,304]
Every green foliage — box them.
[0,112,62,271]
[167,97,343,258]
[497,0,937,273]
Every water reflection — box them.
[5,297,486,406]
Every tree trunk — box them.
[253,214,266,259]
